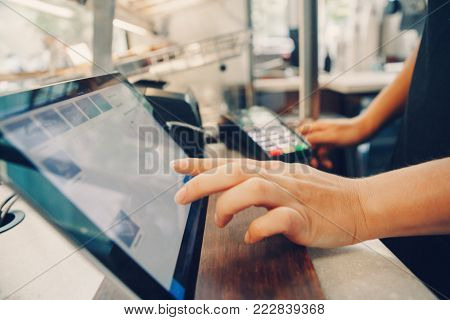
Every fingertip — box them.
[244,231,250,243]
[170,160,176,170]
[215,214,232,228]
[244,230,260,244]
[214,213,222,227]
[323,160,333,169]
[304,133,319,145]
[174,186,187,204]
[171,158,191,171]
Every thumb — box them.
[245,206,308,245]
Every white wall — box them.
[156,0,250,86]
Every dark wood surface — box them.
[195,194,324,300]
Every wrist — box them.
[351,177,379,242]
[354,113,375,142]
[353,176,399,242]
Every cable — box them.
[166,121,207,133]
[0,193,16,212]
[0,193,18,226]
[165,121,219,143]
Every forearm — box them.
[357,47,419,139]
[359,158,450,240]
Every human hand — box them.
[172,158,370,248]
[298,117,368,169]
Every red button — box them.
[269,149,282,157]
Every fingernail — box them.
[174,186,187,204]
[214,212,219,226]
[244,231,250,243]
[214,213,224,228]
[171,159,189,170]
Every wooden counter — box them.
[195,194,324,299]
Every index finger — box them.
[171,158,234,175]
[174,160,258,205]
[298,121,327,135]
[173,160,290,205]
[171,157,285,176]
[304,131,335,145]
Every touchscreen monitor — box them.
[0,74,207,299]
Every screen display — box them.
[0,75,204,299]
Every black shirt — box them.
[383,0,450,299]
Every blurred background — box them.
[0,0,426,177]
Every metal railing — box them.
[115,30,251,79]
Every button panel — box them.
[247,125,307,158]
